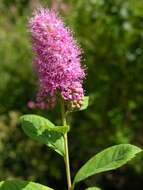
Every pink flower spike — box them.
[28,8,85,109]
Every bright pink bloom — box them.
[28,8,85,109]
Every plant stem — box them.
[64,133,72,190]
[61,99,72,190]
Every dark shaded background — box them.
[0,0,143,189]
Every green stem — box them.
[61,99,72,190]
[64,133,72,190]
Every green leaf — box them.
[21,114,69,134]
[80,96,89,111]
[74,144,142,184]
[20,114,66,156]
[0,180,54,190]
[85,187,101,190]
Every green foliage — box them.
[0,180,53,190]
[66,1,143,186]
[21,114,69,134]
[20,114,66,156]
[74,144,141,184]
[79,96,89,111]
[85,187,101,190]
[0,2,33,113]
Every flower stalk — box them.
[61,98,72,190]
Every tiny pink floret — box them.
[28,8,85,109]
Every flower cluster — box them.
[28,8,85,109]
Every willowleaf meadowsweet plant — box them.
[0,7,142,190]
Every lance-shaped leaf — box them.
[20,114,68,156]
[74,144,142,184]
[0,180,54,190]
[85,187,101,190]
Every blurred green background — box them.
[0,0,143,189]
